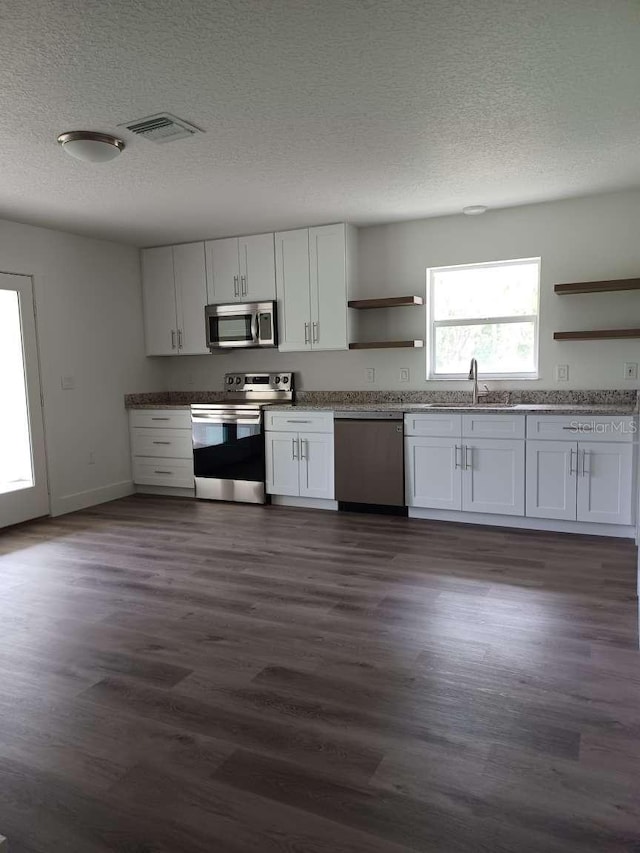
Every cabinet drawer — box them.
[265,410,333,433]
[462,414,525,439]
[132,458,194,488]
[131,428,193,459]
[404,413,462,437]
[129,408,192,430]
[526,415,636,442]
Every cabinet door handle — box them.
[581,449,590,477]
[454,444,462,469]
[464,445,472,470]
[300,439,308,460]
[233,275,239,297]
[171,330,176,349]
[241,275,247,296]
[292,437,299,460]
[312,322,319,343]
[569,447,577,476]
[304,322,310,344]
[177,329,183,349]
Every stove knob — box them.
[235,376,242,384]
[227,377,234,384]
[274,376,280,384]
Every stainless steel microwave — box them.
[205,301,278,350]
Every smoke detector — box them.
[119,113,203,144]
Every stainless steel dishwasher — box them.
[334,411,405,510]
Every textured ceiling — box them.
[0,0,639,246]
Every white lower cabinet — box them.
[526,440,577,521]
[526,439,634,525]
[462,439,525,516]
[405,437,462,510]
[129,408,194,493]
[266,414,334,501]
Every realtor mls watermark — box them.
[567,420,637,435]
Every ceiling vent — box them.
[119,113,203,144]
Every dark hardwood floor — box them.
[0,495,639,852]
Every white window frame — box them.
[426,257,540,381]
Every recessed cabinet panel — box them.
[173,242,208,355]
[405,436,462,510]
[299,432,335,499]
[576,442,634,525]
[239,234,276,302]
[309,224,348,351]
[526,440,577,521]
[142,247,177,355]
[461,439,525,516]
[275,229,312,352]
[265,433,301,496]
[404,414,462,438]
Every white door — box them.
[265,432,300,496]
[142,247,178,355]
[299,432,334,500]
[577,442,634,525]
[405,436,462,510]
[205,238,240,303]
[309,224,348,351]
[0,274,49,528]
[173,242,208,355]
[462,439,525,516]
[275,229,312,352]
[526,440,577,520]
[239,234,276,302]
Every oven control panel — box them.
[225,372,293,392]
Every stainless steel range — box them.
[191,372,294,504]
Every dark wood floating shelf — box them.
[554,328,640,341]
[554,278,640,295]
[349,339,425,350]
[348,295,424,309]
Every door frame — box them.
[0,270,50,528]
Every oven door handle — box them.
[192,415,262,425]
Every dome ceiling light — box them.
[57,131,125,163]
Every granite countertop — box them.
[125,390,638,417]
[266,402,638,416]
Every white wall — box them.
[0,218,164,515]
[163,188,640,392]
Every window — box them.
[427,258,540,379]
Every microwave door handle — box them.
[252,312,260,344]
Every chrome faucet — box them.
[468,358,489,404]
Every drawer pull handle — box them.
[154,470,173,475]
[562,425,592,431]
[285,419,312,423]
[152,441,172,445]
[151,417,170,421]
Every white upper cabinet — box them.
[142,243,207,356]
[142,247,177,356]
[205,237,240,303]
[309,224,348,351]
[276,223,352,352]
[173,243,208,355]
[206,233,276,303]
[275,228,312,351]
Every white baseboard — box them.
[271,495,338,511]
[50,480,134,516]
[408,507,636,539]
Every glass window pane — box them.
[434,322,536,375]
[432,261,539,320]
[0,290,34,493]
